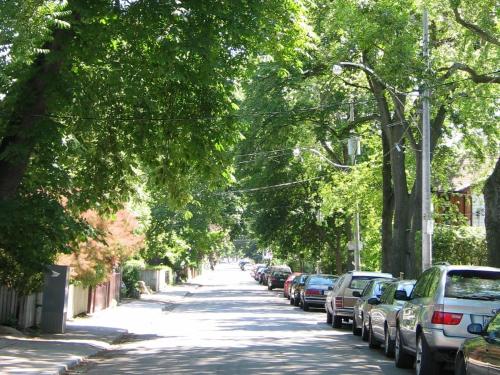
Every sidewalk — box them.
[0,283,200,375]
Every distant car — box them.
[254,266,268,282]
[352,278,395,340]
[455,311,500,375]
[290,274,309,306]
[366,279,416,357]
[263,265,291,287]
[267,269,292,290]
[251,264,265,279]
[395,264,500,375]
[284,272,301,298]
[300,274,338,311]
[325,271,393,328]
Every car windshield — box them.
[445,270,500,300]
[349,276,385,290]
[308,276,336,286]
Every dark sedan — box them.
[267,269,292,290]
[300,274,338,311]
[455,311,500,374]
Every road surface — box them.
[68,263,413,374]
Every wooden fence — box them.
[87,272,121,314]
[0,286,40,329]
[1,271,122,328]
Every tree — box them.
[484,157,500,266]
[0,0,312,288]
[310,0,499,277]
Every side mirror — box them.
[467,323,484,335]
[352,290,362,297]
[367,297,380,305]
[394,290,409,301]
[328,286,334,291]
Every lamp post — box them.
[348,131,362,271]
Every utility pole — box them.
[422,8,433,271]
[348,103,362,271]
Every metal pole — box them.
[422,8,433,271]
[349,103,361,271]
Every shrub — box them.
[433,226,487,266]
[122,259,145,297]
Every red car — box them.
[284,272,302,299]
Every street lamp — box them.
[347,134,362,271]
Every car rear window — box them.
[308,276,336,286]
[445,270,500,300]
[349,276,383,290]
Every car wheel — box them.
[290,296,294,305]
[454,352,466,375]
[384,326,395,357]
[326,310,332,324]
[361,317,369,341]
[352,317,362,336]
[332,315,342,328]
[416,333,440,375]
[394,326,413,369]
[368,321,380,349]
[294,295,300,306]
[302,301,309,311]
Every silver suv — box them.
[325,271,393,328]
[395,264,500,375]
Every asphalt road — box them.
[69,263,414,374]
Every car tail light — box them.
[306,289,321,296]
[335,296,343,309]
[431,311,463,325]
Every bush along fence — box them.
[0,270,121,329]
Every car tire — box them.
[394,326,413,369]
[416,333,440,375]
[454,352,466,375]
[384,326,395,357]
[302,301,309,311]
[290,296,294,305]
[294,295,300,307]
[326,310,332,324]
[361,317,369,341]
[352,317,362,336]
[332,315,342,328]
[368,321,380,349]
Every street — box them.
[67,264,413,374]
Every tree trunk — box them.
[381,131,394,273]
[0,26,71,200]
[485,157,500,266]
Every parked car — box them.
[352,278,396,340]
[326,271,393,328]
[366,279,416,357]
[454,311,500,375]
[395,264,500,375]
[263,265,291,286]
[255,266,268,282]
[290,274,309,306]
[300,274,338,311]
[284,272,301,298]
[267,268,292,290]
[251,264,265,279]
